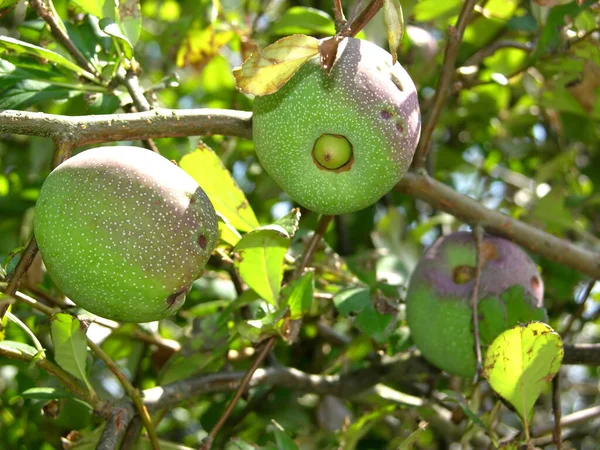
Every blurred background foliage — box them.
[0,0,599,448]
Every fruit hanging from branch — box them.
[246,36,421,215]
[34,146,219,323]
[405,231,547,377]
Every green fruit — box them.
[405,232,546,377]
[253,37,421,215]
[34,146,219,323]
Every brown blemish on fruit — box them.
[395,121,404,133]
[166,286,188,307]
[481,241,499,263]
[531,275,541,293]
[380,110,393,120]
[197,234,207,250]
[453,265,476,284]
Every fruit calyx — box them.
[312,134,354,172]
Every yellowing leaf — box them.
[484,322,563,427]
[383,0,405,64]
[233,34,319,96]
[180,144,259,232]
[177,25,235,69]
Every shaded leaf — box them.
[180,144,259,232]
[270,7,336,36]
[117,0,142,47]
[234,227,290,306]
[20,387,76,400]
[51,313,90,385]
[233,34,319,96]
[272,420,299,450]
[287,270,314,320]
[383,0,404,64]
[99,18,133,59]
[484,322,563,422]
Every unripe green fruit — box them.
[253,37,421,215]
[34,146,219,323]
[313,134,353,170]
[405,232,546,377]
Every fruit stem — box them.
[294,215,334,279]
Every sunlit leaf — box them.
[233,34,319,96]
[383,0,404,64]
[270,6,336,36]
[20,387,76,400]
[180,143,259,232]
[0,36,94,80]
[274,208,301,238]
[484,322,563,422]
[117,0,142,47]
[234,226,290,306]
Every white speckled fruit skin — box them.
[34,146,219,323]
[253,37,421,215]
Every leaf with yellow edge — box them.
[233,34,319,96]
[484,322,563,436]
[383,0,405,64]
[180,143,259,233]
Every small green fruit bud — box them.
[312,134,353,170]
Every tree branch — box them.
[1,109,599,279]
[395,173,600,279]
[142,343,600,412]
[413,0,479,168]
[0,108,252,147]
[96,402,135,450]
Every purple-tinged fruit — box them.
[253,37,421,215]
[406,231,546,377]
[34,146,219,323]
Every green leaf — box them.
[50,313,90,385]
[274,208,301,238]
[99,18,133,59]
[287,270,314,320]
[70,0,113,20]
[117,0,142,47]
[272,420,299,450]
[20,387,76,400]
[180,144,259,232]
[383,0,404,64]
[0,36,94,80]
[334,288,370,316]
[233,34,319,96]
[0,80,80,109]
[440,390,487,430]
[341,405,396,450]
[270,7,336,36]
[393,421,429,450]
[234,226,290,306]
[484,322,563,423]
[0,340,37,357]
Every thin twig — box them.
[413,0,479,169]
[561,280,596,339]
[122,69,160,153]
[534,404,600,437]
[200,337,277,449]
[471,225,485,383]
[87,340,161,450]
[332,0,347,32]
[346,0,382,37]
[294,215,334,279]
[552,372,563,449]
[28,0,99,77]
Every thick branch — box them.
[143,344,599,412]
[0,108,252,146]
[96,402,135,450]
[413,0,479,168]
[395,173,600,279]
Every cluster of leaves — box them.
[1,0,599,449]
